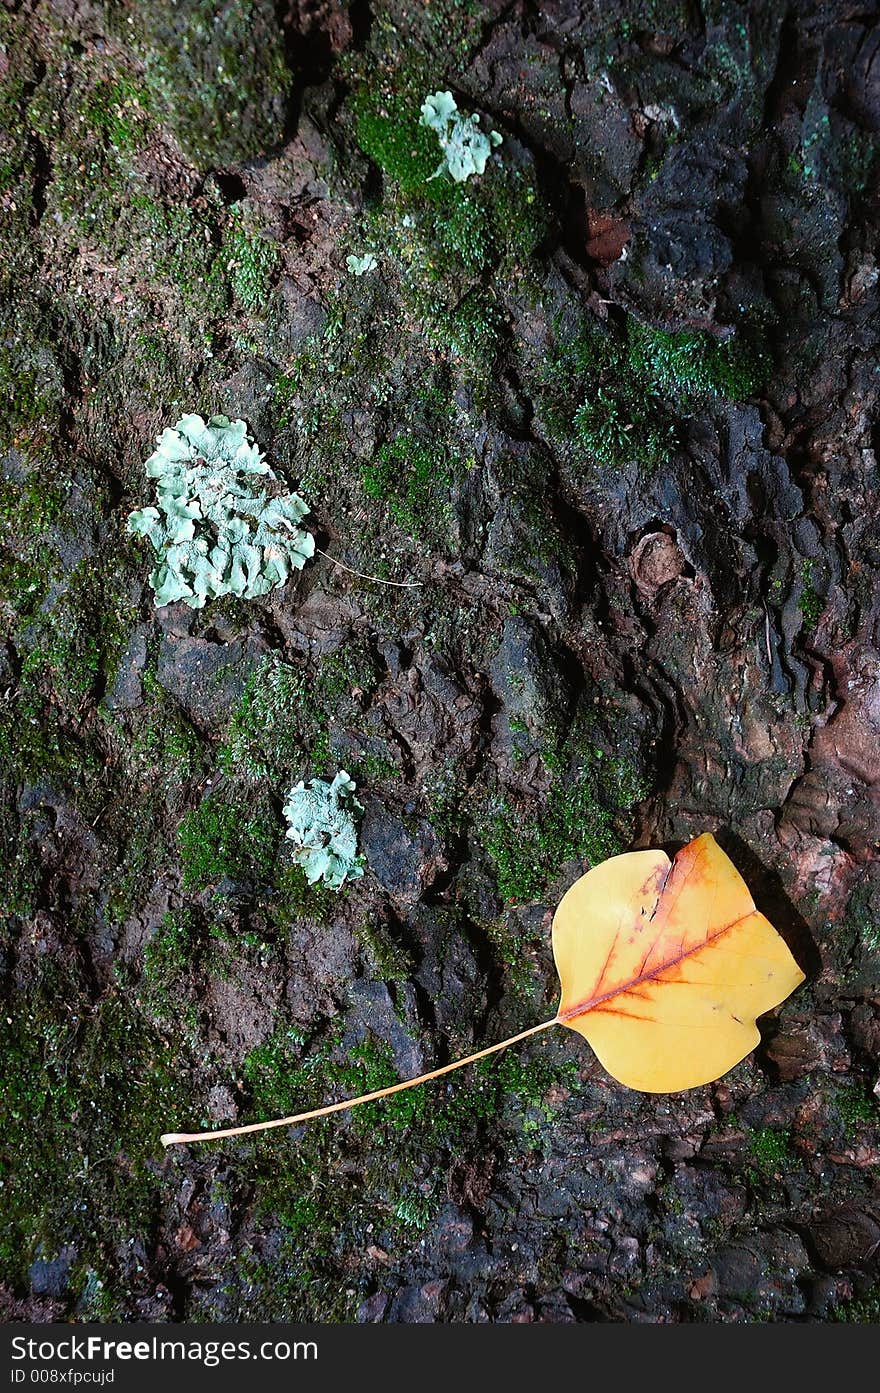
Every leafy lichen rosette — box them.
[127,413,315,608]
[419,90,503,183]
[282,770,364,890]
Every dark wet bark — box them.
[0,0,878,1324]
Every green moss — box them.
[546,311,769,472]
[208,1016,580,1318]
[0,811,43,920]
[831,1286,880,1323]
[746,1125,795,1177]
[423,762,467,842]
[224,206,279,312]
[143,910,199,991]
[0,477,66,535]
[354,89,445,196]
[357,916,411,982]
[178,791,278,891]
[14,52,157,251]
[272,862,334,924]
[626,319,767,400]
[135,331,171,367]
[574,383,676,470]
[23,558,135,701]
[0,553,135,803]
[846,878,880,956]
[220,656,308,781]
[347,71,542,388]
[125,692,206,797]
[329,1038,429,1132]
[271,370,300,428]
[831,1081,878,1140]
[547,317,673,470]
[219,647,377,801]
[447,286,505,362]
[128,192,229,313]
[105,820,164,928]
[314,646,378,709]
[80,77,151,153]
[0,345,62,443]
[799,560,823,630]
[391,1191,438,1230]
[483,753,645,905]
[0,557,42,624]
[361,433,456,538]
[0,964,193,1296]
[259,263,479,559]
[130,0,290,169]
[0,12,28,126]
[240,1027,313,1120]
[240,1026,573,1145]
[429,186,493,272]
[349,751,398,786]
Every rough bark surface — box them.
[1,0,879,1323]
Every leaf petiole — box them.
[160,1017,558,1147]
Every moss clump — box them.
[143,909,200,993]
[483,754,645,905]
[129,0,290,168]
[746,1126,796,1177]
[125,189,284,323]
[178,791,278,891]
[0,810,44,921]
[0,476,66,535]
[358,916,412,982]
[354,89,446,196]
[846,877,880,956]
[105,819,167,929]
[239,1027,573,1144]
[831,1081,878,1140]
[206,1020,580,1319]
[0,473,67,620]
[799,560,823,631]
[272,862,334,923]
[21,559,134,702]
[240,1027,313,1120]
[127,192,229,314]
[626,319,767,400]
[224,206,279,312]
[348,72,543,382]
[220,656,310,781]
[361,433,458,538]
[219,646,377,791]
[547,311,769,472]
[138,910,205,1043]
[831,1287,880,1323]
[0,965,193,1297]
[0,340,64,445]
[1,553,135,802]
[80,76,151,153]
[573,383,676,471]
[123,675,206,800]
[18,53,154,251]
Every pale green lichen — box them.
[346,252,377,276]
[419,90,502,184]
[127,413,314,608]
[282,770,364,890]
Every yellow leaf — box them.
[161,831,805,1145]
[552,832,805,1091]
